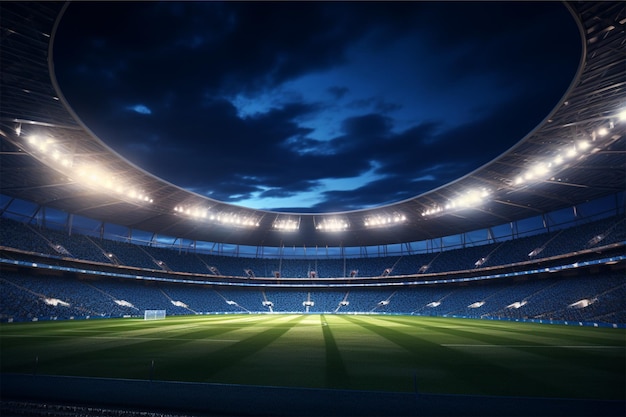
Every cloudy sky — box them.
[53,1,580,213]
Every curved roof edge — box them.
[1,1,624,247]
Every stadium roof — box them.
[1,1,625,248]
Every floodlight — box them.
[597,127,608,136]
[455,189,487,208]
[364,212,406,228]
[532,164,549,177]
[273,218,300,231]
[316,217,349,231]
[618,109,626,122]
[553,155,564,165]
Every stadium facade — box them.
[0,0,623,323]
[1,2,625,416]
[0,2,624,252]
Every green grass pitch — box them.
[1,314,624,400]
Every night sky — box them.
[53,1,581,214]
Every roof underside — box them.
[1,1,625,248]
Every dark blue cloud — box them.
[53,1,580,213]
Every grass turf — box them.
[1,314,624,400]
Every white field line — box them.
[441,344,623,349]
[0,334,239,342]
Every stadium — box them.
[1,1,625,416]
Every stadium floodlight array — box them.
[315,216,349,232]
[422,188,491,217]
[512,135,600,186]
[20,131,154,205]
[144,310,166,320]
[363,212,407,228]
[421,107,626,219]
[272,216,300,231]
[173,205,260,228]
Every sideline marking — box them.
[441,344,622,349]
[0,334,239,342]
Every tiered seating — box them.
[1,213,624,325]
[0,218,57,255]
[1,215,623,277]
[1,270,624,323]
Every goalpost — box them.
[144,310,166,320]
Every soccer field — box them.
[1,314,624,400]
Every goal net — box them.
[144,310,166,320]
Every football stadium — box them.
[1,2,625,416]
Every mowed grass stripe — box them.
[0,316,275,377]
[154,314,309,382]
[378,315,624,350]
[321,314,416,392]
[320,314,349,388]
[386,316,625,383]
[448,319,625,346]
[337,314,574,397]
[349,315,625,399]
[1,325,243,379]
[1,315,624,399]
[207,314,327,388]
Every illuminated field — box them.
[1,314,624,400]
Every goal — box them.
[144,310,166,320]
